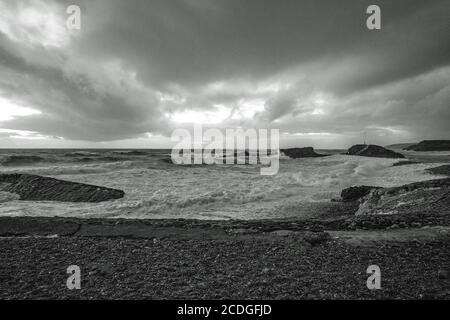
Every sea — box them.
[0,148,448,220]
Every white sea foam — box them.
[0,161,137,176]
[0,192,20,203]
[0,153,447,220]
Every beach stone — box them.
[262,267,271,273]
[302,231,332,245]
[89,264,114,276]
[438,270,448,280]
[271,230,297,237]
[229,228,259,235]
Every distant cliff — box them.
[404,140,450,151]
[346,144,405,159]
[384,143,417,150]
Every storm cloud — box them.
[0,0,449,147]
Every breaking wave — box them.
[0,155,44,166]
[0,191,20,203]
[0,150,447,219]
[0,161,138,176]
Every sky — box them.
[0,0,449,149]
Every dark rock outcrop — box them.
[392,161,420,167]
[347,144,405,159]
[341,186,381,202]
[405,140,450,151]
[0,174,124,202]
[426,165,450,176]
[281,147,327,159]
[356,178,450,215]
[0,155,44,166]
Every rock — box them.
[341,186,381,202]
[281,147,328,159]
[438,270,448,280]
[229,228,259,235]
[271,230,297,237]
[302,231,332,245]
[262,267,271,273]
[426,165,450,176]
[0,173,124,202]
[405,140,450,151]
[392,161,420,167]
[356,178,450,215]
[89,264,114,276]
[347,144,405,158]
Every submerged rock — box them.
[0,174,124,202]
[341,186,381,202]
[392,161,420,167]
[405,140,450,151]
[346,144,405,159]
[355,178,450,215]
[281,147,327,159]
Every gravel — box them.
[0,235,449,300]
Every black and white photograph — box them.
[0,0,449,307]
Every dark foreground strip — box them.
[0,300,447,318]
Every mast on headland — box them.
[363,131,367,145]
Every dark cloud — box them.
[0,0,449,146]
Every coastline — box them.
[1,156,449,299]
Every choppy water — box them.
[0,149,447,220]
